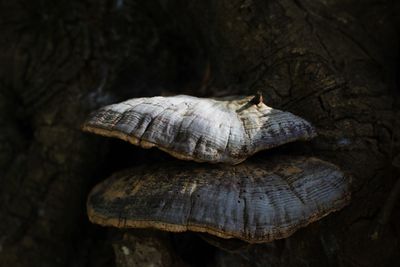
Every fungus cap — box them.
[82,94,316,164]
[87,156,350,243]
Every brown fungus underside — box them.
[82,94,316,164]
[87,156,350,243]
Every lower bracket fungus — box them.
[87,156,350,244]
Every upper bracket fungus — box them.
[82,94,316,164]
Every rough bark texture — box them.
[0,0,399,266]
[111,230,185,267]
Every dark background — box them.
[0,0,399,266]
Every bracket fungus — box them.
[87,156,350,243]
[82,94,316,164]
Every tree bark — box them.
[0,0,399,266]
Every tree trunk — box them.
[1,0,399,266]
